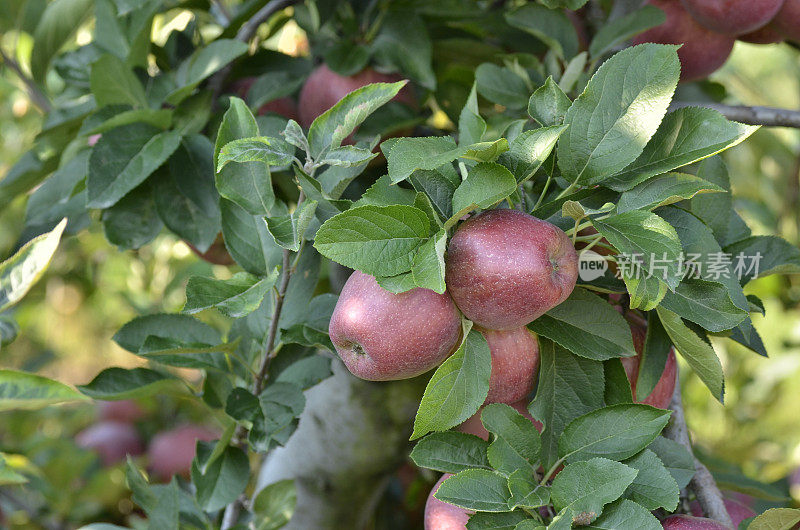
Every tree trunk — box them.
[257,360,426,529]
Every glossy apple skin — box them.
[690,497,756,527]
[661,515,730,529]
[76,421,144,466]
[458,400,542,440]
[97,400,144,423]
[633,0,735,82]
[680,0,784,35]
[424,474,472,529]
[446,209,578,331]
[621,320,677,409]
[773,0,800,41]
[147,424,218,481]
[298,64,415,129]
[739,23,785,44]
[329,271,462,381]
[480,327,539,404]
[229,77,299,120]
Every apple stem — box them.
[664,373,734,529]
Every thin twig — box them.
[211,0,232,23]
[220,191,305,529]
[664,375,734,529]
[0,48,51,113]
[670,102,800,129]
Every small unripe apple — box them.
[298,64,415,129]
[679,0,784,35]
[772,0,800,41]
[97,400,145,423]
[424,474,472,529]
[76,421,144,466]
[661,515,730,529]
[147,424,218,481]
[446,209,578,330]
[621,318,678,409]
[690,497,756,527]
[480,327,539,404]
[633,0,734,82]
[739,24,785,44]
[458,400,543,440]
[329,271,462,381]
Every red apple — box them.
[679,0,784,35]
[424,474,472,529]
[147,424,218,481]
[690,497,756,527]
[329,271,462,381]
[228,77,299,120]
[97,400,145,423]
[621,318,677,410]
[445,209,578,330]
[298,64,415,129]
[739,23,785,43]
[772,0,800,41]
[480,327,539,404]
[76,421,144,466]
[633,0,735,81]
[661,515,729,529]
[458,400,543,440]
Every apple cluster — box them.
[633,0,800,81]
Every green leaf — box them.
[435,469,511,512]
[253,479,297,530]
[125,460,180,529]
[0,218,66,313]
[604,359,633,406]
[372,12,435,89]
[411,326,491,439]
[217,136,295,172]
[195,426,235,474]
[482,403,542,475]
[557,44,680,186]
[656,306,724,401]
[77,367,177,400]
[275,354,333,390]
[253,383,306,448]
[529,339,605,470]
[220,198,283,275]
[215,98,275,216]
[462,139,509,163]
[459,83,486,146]
[24,150,89,230]
[593,210,683,291]
[410,432,491,474]
[308,81,406,158]
[184,270,278,318]
[171,39,248,96]
[266,200,319,252]
[318,145,377,167]
[90,54,148,108]
[690,156,733,243]
[621,449,679,511]
[507,470,550,510]
[506,4,579,59]
[102,182,163,250]
[528,77,571,127]
[528,287,636,361]
[475,63,530,109]
[659,278,747,333]
[314,204,431,277]
[497,125,567,183]
[616,173,724,213]
[725,236,800,283]
[551,458,638,524]
[412,230,447,294]
[748,509,800,530]
[87,124,182,209]
[468,512,533,530]
[606,107,758,191]
[559,404,671,463]
[30,0,93,82]
[451,162,517,217]
[387,136,468,184]
[409,165,460,220]
[375,271,417,294]
[0,370,87,411]
[589,6,666,58]
[584,499,661,530]
[635,313,674,402]
[191,446,250,512]
[647,437,695,489]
